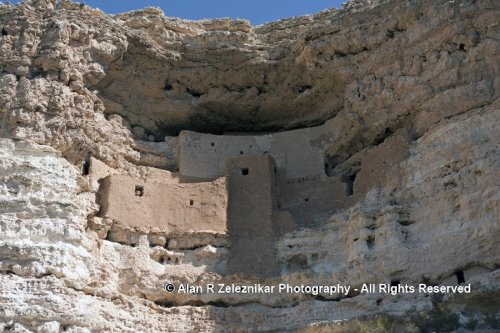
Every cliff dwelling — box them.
[95,122,409,277]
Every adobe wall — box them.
[225,154,292,277]
[178,123,333,180]
[99,172,227,234]
[353,135,410,197]
[278,176,352,227]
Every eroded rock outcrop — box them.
[0,0,499,331]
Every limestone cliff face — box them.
[0,0,499,332]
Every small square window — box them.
[190,199,194,206]
[241,168,249,176]
[135,185,144,197]
[390,279,400,287]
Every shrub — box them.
[484,313,500,329]
[464,317,478,330]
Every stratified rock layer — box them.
[0,0,499,332]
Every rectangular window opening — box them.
[390,279,400,287]
[82,159,90,176]
[455,270,465,284]
[135,185,144,197]
[346,173,356,196]
[366,235,375,250]
[241,168,249,176]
